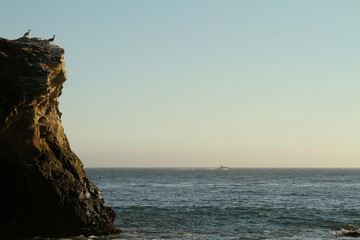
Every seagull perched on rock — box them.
[23,29,31,37]
[47,35,56,43]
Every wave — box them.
[130,184,147,187]
[329,224,360,237]
[329,229,360,237]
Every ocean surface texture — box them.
[39,168,360,239]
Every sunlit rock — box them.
[0,37,119,238]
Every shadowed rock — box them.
[0,37,119,238]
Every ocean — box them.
[38,168,360,239]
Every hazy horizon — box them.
[1,0,360,168]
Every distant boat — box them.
[219,165,229,170]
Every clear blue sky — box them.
[1,0,360,167]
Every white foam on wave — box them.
[329,229,360,237]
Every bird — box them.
[47,35,56,43]
[23,29,31,37]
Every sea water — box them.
[37,168,360,239]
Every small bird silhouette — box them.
[47,35,56,43]
[23,29,31,37]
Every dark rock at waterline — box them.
[0,37,119,238]
[343,231,360,237]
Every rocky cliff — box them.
[0,37,119,238]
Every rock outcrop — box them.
[0,37,119,238]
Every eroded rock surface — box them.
[0,37,119,238]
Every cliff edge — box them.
[0,37,119,238]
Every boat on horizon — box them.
[218,165,229,170]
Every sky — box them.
[1,0,360,168]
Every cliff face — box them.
[0,37,118,238]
